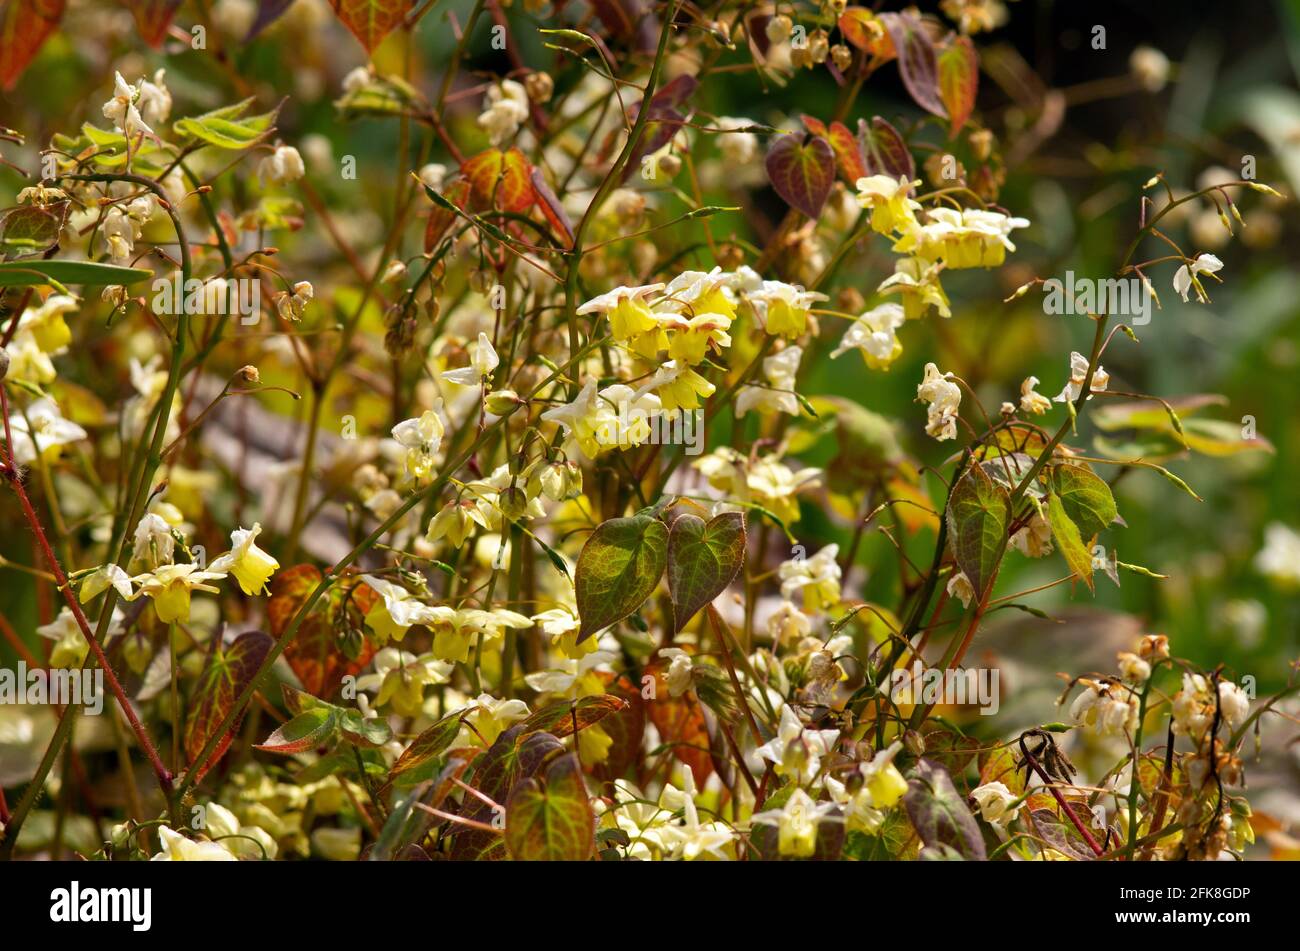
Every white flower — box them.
[418,162,448,191]
[360,574,441,642]
[658,769,736,861]
[131,513,176,570]
[136,69,172,127]
[971,781,1021,827]
[1054,351,1109,403]
[1010,511,1053,557]
[150,826,238,861]
[830,303,906,370]
[1172,253,1223,303]
[1069,679,1138,736]
[258,145,305,186]
[477,79,530,147]
[355,647,453,717]
[1254,522,1300,586]
[102,72,153,138]
[1019,376,1052,415]
[735,345,801,417]
[715,116,758,165]
[778,544,842,612]
[755,703,839,785]
[441,332,500,387]
[1130,46,1170,93]
[917,363,961,441]
[79,564,133,604]
[390,402,446,481]
[657,647,694,698]
[5,397,87,466]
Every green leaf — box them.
[339,709,392,747]
[574,513,668,643]
[255,706,338,754]
[902,759,985,861]
[0,204,62,259]
[0,259,152,287]
[173,98,278,149]
[945,463,1009,600]
[505,751,595,861]
[666,511,746,633]
[1049,464,1116,541]
[384,711,464,789]
[764,133,836,219]
[1046,489,1093,592]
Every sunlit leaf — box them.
[764,133,835,218]
[666,511,746,633]
[574,512,668,643]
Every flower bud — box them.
[525,71,553,104]
[485,388,522,415]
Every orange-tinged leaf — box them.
[592,676,645,782]
[764,133,835,219]
[826,120,868,184]
[505,752,594,861]
[0,0,65,90]
[331,0,409,53]
[462,147,533,214]
[800,114,828,138]
[838,7,891,59]
[518,694,629,739]
[268,565,377,698]
[937,35,978,135]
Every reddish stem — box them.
[0,384,173,794]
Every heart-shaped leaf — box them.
[185,630,274,782]
[0,0,65,90]
[937,35,978,135]
[575,513,668,643]
[858,117,915,181]
[0,204,63,259]
[505,751,594,861]
[245,0,295,39]
[268,564,377,698]
[1049,464,1117,542]
[666,511,746,633]
[878,11,946,118]
[765,133,835,219]
[945,463,1009,600]
[331,0,408,53]
[383,710,464,790]
[903,759,986,860]
[838,7,891,58]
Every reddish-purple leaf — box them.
[858,116,915,181]
[938,35,978,135]
[0,0,65,89]
[245,0,295,40]
[878,11,946,119]
[765,133,835,219]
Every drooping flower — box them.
[855,174,923,234]
[477,79,530,147]
[735,345,802,418]
[355,647,454,718]
[440,332,500,387]
[971,781,1022,827]
[4,397,87,466]
[877,256,951,319]
[150,826,238,862]
[638,359,715,412]
[1255,522,1300,587]
[1172,253,1224,303]
[16,295,77,353]
[748,281,828,339]
[209,523,280,596]
[258,145,305,186]
[777,544,843,612]
[391,402,446,481]
[1019,376,1052,415]
[830,303,906,370]
[129,563,229,624]
[1054,351,1109,403]
[751,788,839,858]
[916,363,961,441]
[102,71,153,137]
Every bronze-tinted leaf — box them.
[517,694,629,739]
[184,631,274,782]
[903,758,985,860]
[0,0,65,90]
[127,0,182,47]
[945,462,1009,600]
[530,167,573,247]
[764,133,835,219]
[574,513,668,643]
[505,752,594,860]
